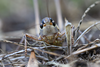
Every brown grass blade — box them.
[27,50,39,67]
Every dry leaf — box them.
[27,50,39,67]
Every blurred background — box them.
[0,0,100,52]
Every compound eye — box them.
[50,18,55,26]
[52,21,55,26]
[40,24,43,29]
[50,18,53,22]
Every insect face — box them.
[40,17,55,29]
[39,17,58,36]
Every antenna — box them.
[46,0,50,17]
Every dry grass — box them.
[0,0,100,67]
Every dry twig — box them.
[75,21,100,46]
[75,1,100,39]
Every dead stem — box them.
[65,19,72,55]
[79,30,90,43]
[75,21,100,46]
[75,1,100,39]
[0,40,68,59]
[72,44,100,55]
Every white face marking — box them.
[43,17,51,25]
[44,17,50,23]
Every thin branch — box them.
[0,40,68,59]
[75,21,100,46]
[0,49,31,61]
[46,60,77,67]
[75,1,100,39]
[6,58,14,67]
[66,43,100,59]
[79,30,90,43]
[72,44,100,55]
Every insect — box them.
[20,17,68,55]
[39,17,65,45]
[24,17,65,46]
[1,1,100,67]
[20,0,72,55]
[20,1,100,55]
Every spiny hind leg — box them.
[16,33,39,56]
